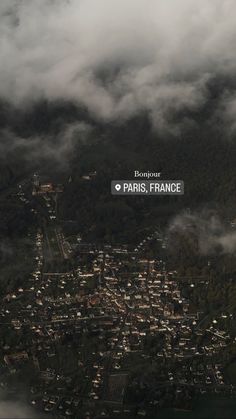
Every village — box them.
[0,178,235,419]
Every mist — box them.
[0,0,236,133]
[0,121,91,170]
[168,210,236,255]
[0,400,43,419]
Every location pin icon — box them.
[115,184,121,192]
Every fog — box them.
[0,0,236,132]
[0,400,42,418]
[168,210,236,255]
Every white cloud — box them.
[168,210,236,255]
[0,400,40,418]
[0,121,91,167]
[0,0,236,130]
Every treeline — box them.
[1,98,236,244]
[59,114,236,243]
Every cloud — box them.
[168,210,236,255]
[0,121,91,169]
[0,400,41,418]
[0,0,236,132]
